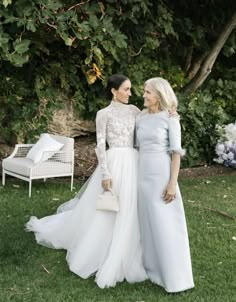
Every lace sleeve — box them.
[95,110,112,180]
[132,105,141,149]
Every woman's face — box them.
[112,80,132,104]
[143,83,159,110]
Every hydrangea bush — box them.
[214,122,236,168]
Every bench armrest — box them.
[6,144,34,159]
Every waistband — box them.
[139,148,168,154]
[108,146,135,150]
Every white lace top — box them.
[95,101,140,179]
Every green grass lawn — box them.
[0,175,236,302]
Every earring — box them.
[114,94,117,101]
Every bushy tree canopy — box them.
[0,0,235,166]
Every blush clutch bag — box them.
[96,189,119,212]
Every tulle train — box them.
[26,147,147,288]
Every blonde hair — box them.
[144,77,178,111]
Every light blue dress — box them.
[136,111,194,293]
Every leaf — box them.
[0,36,9,46]
[2,15,18,24]
[79,21,91,34]
[86,70,97,84]
[44,0,62,10]
[60,33,73,46]
[3,0,12,7]
[85,64,104,84]
[114,33,127,49]
[26,21,37,32]
[65,38,73,46]
[92,63,104,80]
[89,14,99,29]
[110,47,119,61]
[93,46,104,64]
[8,53,29,67]
[14,39,31,54]
[85,56,92,65]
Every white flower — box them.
[222,153,228,160]
[228,152,234,160]
[215,143,225,155]
[214,122,236,168]
[214,158,224,164]
[225,123,236,142]
[225,141,232,148]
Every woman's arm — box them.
[95,110,112,190]
[163,153,180,203]
[163,115,185,203]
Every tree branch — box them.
[182,10,236,94]
[185,50,209,80]
[67,0,91,11]
[46,22,57,30]
[130,45,145,57]
[183,45,193,73]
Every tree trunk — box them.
[182,10,236,94]
[183,45,193,73]
[186,50,209,80]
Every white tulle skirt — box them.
[26,147,147,288]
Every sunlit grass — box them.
[0,175,236,302]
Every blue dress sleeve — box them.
[168,116,186,156]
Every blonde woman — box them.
[136,77,194,293]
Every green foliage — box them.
[179,78,236,167]
[0,0,235,166]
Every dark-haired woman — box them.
[26,74,147,288]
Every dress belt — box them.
[109,146,134,149]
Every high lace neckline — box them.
[96,101,140,179]
[110,100,127,107]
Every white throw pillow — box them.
[26,134,64,164]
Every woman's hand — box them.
[162,183,176,203]
[168,109,180,119]
[102,179,112,191]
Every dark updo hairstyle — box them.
[105,74,129,100]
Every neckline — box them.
[110,100,127,106]
[143,109,164,115]
[149,111,164,115]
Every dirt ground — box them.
[1,135,236,180]
[73,136,236,180]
